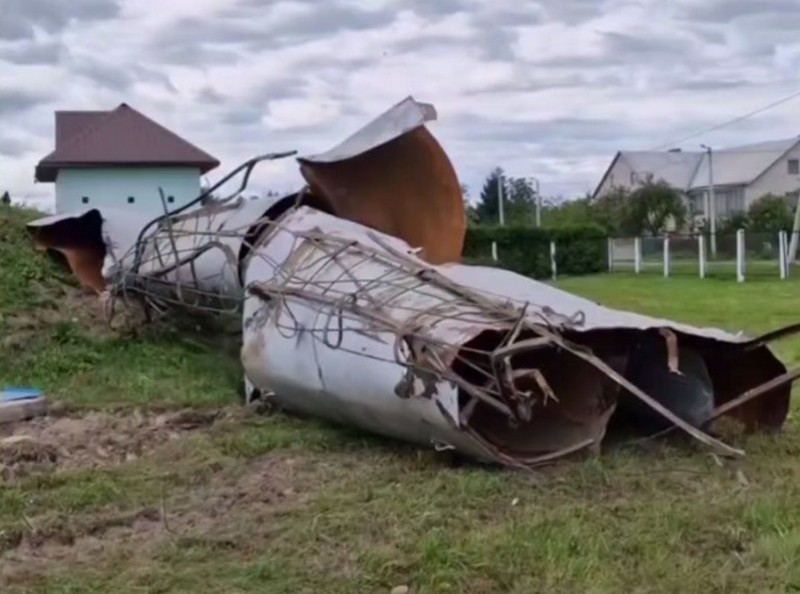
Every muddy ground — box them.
[0,406,322,588]
[1,408,224,479]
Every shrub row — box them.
[462,224,607,279]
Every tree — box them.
[505,177,537,224]
[474,168,537,225]
[475,167,504,224]
[589,187,631,234]
[461,184,479,226]
[717,211,750,235]
[623,181,687,236]
[747,193,794,232]
[540,194,596,228]
[0,191,10,206]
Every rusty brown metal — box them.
[27,209,107,294]
[298,125,466,264]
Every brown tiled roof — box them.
[36,103,220,182]
[55,111,107,149]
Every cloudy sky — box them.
[2,0,800,210]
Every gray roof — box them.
[692,137,798,188]
[620,151,703,189]
[605,136,800,194]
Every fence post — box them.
[779,231,788,279]
[607,238,613,272]
[736,229,745,283]
[550,240,557,280]
[663,236,670,278]
[634,237,641,274]
[698,234,706,279]
[491,241,498,262]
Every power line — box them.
[650,87,800,150]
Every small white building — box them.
[593,137,800,221]
[35,103,219,215]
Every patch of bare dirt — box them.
[1,280,145,351]
[0,436,59,479]
[0,408,224,479]
[0,453,313,585]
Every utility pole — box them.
[497,172,505,226]
[701,144,717,258]
[529,177,541,227]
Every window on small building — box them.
[127,196,135,204]
[167,195,175,203]
[81,196,89,204]
[788,159,799,175]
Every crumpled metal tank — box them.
[238,205,800,468]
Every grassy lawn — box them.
[3,207,800,593]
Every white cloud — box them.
[263,98,343,130]
[2,0,800,208]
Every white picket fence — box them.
[606,230,791,282]
[488,230,792,282]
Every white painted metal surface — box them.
[240,209,503,462]
[299,96,436,164]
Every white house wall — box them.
[54,167,201,215]
[745,143,800,207]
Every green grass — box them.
[3,206,800,593]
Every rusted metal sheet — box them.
[26,208,152,294]
[298,96,466,265]
[239,206,798,468]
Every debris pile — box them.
[24,96,800,469]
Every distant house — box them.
[35,103,220,215]
[593,137,800,221]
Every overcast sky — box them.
[2,0,800,210]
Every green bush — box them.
[463,224,607,278]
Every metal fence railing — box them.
[472,230,796,282]
[608,231,792,281]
